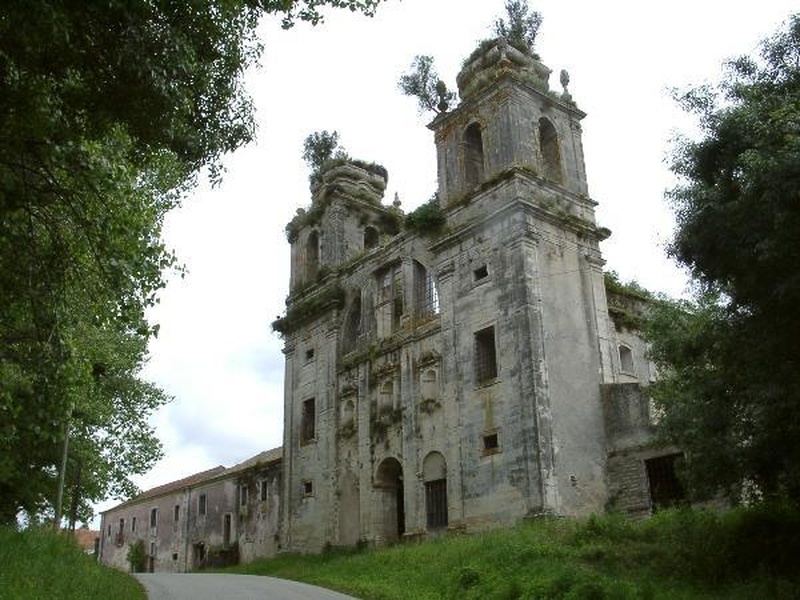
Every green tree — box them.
[647,14,800,504]
[494,0,543,55]
[0,0,385,525]
[398,55,456,115]
[303,130,343,171]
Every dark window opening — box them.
[198,494,207,516]
[646,453,686,511]
[240,484,248,506]
[483,432,499,453]
[306,230,320,277]
[364,226,379,250]
[131,517,137,533]
[303,480,313,496]
[301,398,316,443]
[539,118,562,183]
[172,552,179,561]
[425,479,448,529]
[305,348,315,362]
[260,480,269,502]
[173,505,179,521]
[473,265,489,281]
[474,326,498,384]
[149,508,157,529]
[465,122,485,186]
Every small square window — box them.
[303,480,313,496]
[172,552,179,561]
[305,348,315,362]
[473,265,489,281]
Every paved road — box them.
[134,573,357,600]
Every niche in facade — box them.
[364,226,379,250]
[306,230,320,278]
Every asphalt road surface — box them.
[134,573,358,600]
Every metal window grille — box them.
[425,478,448,529]
[301,398,316,443]
[415,265,439,317]
[645,453,686,510]
[474,326,498,383]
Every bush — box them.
[127,539,146,573]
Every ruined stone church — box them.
[100,37,680,571]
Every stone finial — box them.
[560,69,572,101]
[393,192,401,209]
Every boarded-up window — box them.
[301,398,316,443]
[645,453,686,510]
[421,369,438,400]
[425,479,448,529]
[474,326,498,384]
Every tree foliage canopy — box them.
[494,0,543,55]
[647,14,800,504]
[0,0,384,525]
[398,55,456,115]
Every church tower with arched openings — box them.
[277,36,665,554]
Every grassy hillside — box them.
[0,526,144,600]
[228,507,800,600]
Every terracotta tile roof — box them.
[101,447,283,514]
[71,528,100,551]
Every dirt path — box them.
[134,573,357,600]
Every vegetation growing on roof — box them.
[404,198,446,236]
[271,284,346,336]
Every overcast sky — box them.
[93,0,797,518]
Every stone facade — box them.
[100,38,682,570]
[277,38,680,553]
[99,448,281,572]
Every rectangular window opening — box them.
[303,480,313,496]
[645,453,686,511]
[473,265,489,281]
[149,508,158,529]
[240,484,249,507]
[198,493,207,516]
[260,480,269,502]
[474,326,498,384]
[174,505,180,521]
[483,432,500,454]
[301,398,316,443]
[131,516,137,533]
[305,348,315,362]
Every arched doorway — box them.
[375,457,405,543]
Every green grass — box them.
[0,526,145,600]
[226,506,800,600]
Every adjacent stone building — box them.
[100,37,683,572]
[99,448,281,572]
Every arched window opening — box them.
[618,344,635,374]
[538,118,562,183]
[414,261,440,319]
[422,452,448,530]
[306,230,320,277]
[464,122,485,187]
[375,458,405,541]
[421,369,438,400]
[364,226,379,250]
